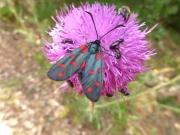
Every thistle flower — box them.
[42,2,157,101]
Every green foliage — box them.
[67,96,131,132]
[123,0,180,40]
[158,96,180,110]
[150,127,158,135]
[0,5,13,21]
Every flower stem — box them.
[95,75,180,109]
[157,103,180,113]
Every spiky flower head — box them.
[42,2,157,100]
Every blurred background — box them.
[0,0,180,135]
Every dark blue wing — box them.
[78,48,103,102]
[48,44,89,81]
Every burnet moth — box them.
[47,11,124,102]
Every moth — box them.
[47,11,124,102]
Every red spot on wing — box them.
[71,60,77,66]
[58,72,64,77]
[89,70,95,75]
[69,53,74,58]
[97,68,102,73]
[87,87,93,92]
[81,46,88,53]
[80,62,87,69]
[59,63,65,68]
[95,52,100,60]
[94,81,100,87]
[79,44,86,49]
[101,53,104,58]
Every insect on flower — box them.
[109,39,124,59]
[43,2,157,104]
[66,80,74,88]
[108,6,131,60]
[118,6,131,22]
[61,39,74,44]
[119,88,130,96]
[47,11,124,102]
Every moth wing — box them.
[78,51,103,102]
[48,44,89,81]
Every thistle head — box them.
[42,2,157,101]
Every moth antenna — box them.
[100,24,124,40]
[85,11,98,39]
[86,11,124,41]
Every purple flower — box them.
[42,2,157,100]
